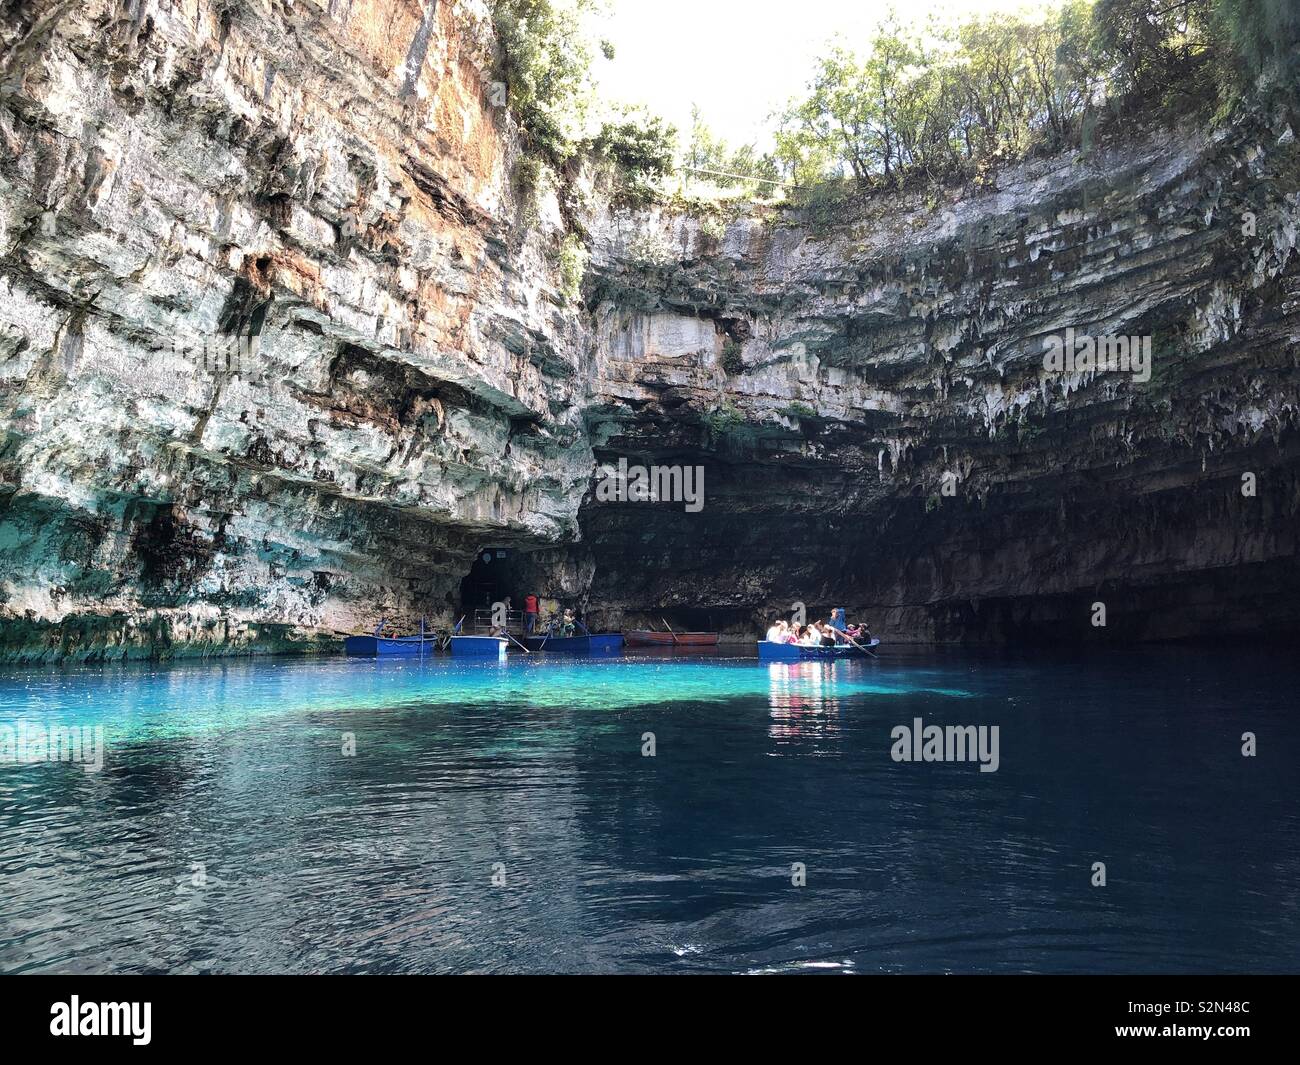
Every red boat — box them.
[624,630,719,647]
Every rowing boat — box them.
[343,635,439,656]
[523,634,624,654]
[625,630,718,646]
[448,635,508,659]
[757,638,880,661]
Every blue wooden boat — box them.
[448,635,508,659]
[522,633,624,654]
[757,638,880,661]
[344,634,439,656]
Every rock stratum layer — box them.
[1,1,1298,660]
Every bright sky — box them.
[591,0,1066,150]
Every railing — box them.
[470,608,526,635]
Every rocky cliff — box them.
[1,0,596,659]
[1,1,1298,660]
[582,102,1300,645]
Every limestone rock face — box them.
[1,0,593,659]
[1,3,1298,660]
[582,108,1300,643]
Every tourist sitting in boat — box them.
[561,608,576,637]
[800,624,822,647]
[765,619,788,642]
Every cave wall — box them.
[580,103,1300,643]
[1,2,1297,660]
[0,0,594,660]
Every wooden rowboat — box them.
[344,634,439,656]
[624,630,718,646]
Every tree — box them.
[492,0,601,163]
[1091,0,1215,99]
[590,107,677,204]
[1214,0,1300,82]
[686,106,780,190]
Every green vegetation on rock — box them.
[590,107,678,207]
[557,233,589,301]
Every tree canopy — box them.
[775,0,1298,190]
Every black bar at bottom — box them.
[0,975,1284,1052]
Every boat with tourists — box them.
[757,638,880,661]
[757,608,880,660]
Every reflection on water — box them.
[0,647,1297,974]
[767,662,843,745]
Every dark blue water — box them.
[1,647,1296,973]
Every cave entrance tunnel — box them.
[458,547,533,632]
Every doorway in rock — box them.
[458,547,526,617]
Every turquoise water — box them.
[1,647,1297,973]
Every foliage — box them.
[775,6,1108,188]
[774,0,1296,194]
[1091,0,1214,99]
[589,107,678,206]
[701,402,745,441]
[490,0,1298,217]
[557,233,588,301]
[1212,0,1300,84]
[720,338,745,375]
[685,106,782,191]
[492,0,601,164]
[623,228,676,268]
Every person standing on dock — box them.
[524,593,539,634]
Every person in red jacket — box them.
[524,593,539,634]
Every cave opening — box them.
[458,547,529,617]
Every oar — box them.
[503,630,532,654]
[661,617,677,646]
